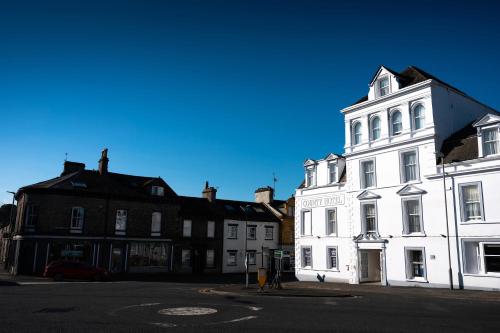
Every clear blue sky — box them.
[1,0,499,205]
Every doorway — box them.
[359,250,381,283]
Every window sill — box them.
[463,273,500,278]
[151,232,161,237]
[300,267,313,270]
[324,234,338,238]
[264,238,274,241]
[115,231,126,236]
[406,278,428,283]
[402,233,426,237]
[227,237,238,240]
[70,229,83,234]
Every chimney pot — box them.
[202,182,217,202]
[254,186,274,204]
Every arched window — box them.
[391,111,402,136]
[370,116,381,141]
[353,122,362,145]
[412,104,425,130]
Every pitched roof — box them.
[214,199,281,223]
[352,66,465,106]
[439,113,500,163]
[19,169,177,200]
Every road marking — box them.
[158,307,218,316]
[220,316,258,323]
[247,306,262,311]
[108,303,161,316]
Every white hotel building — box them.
[295,65,500,290]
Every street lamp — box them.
[436,152,454,290]
[6,191,16,227]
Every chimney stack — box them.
[202,181,217,203]
[98,148,109,175]
[61,161,86,176]
[254,186,274,204]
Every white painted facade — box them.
[222,219,279,273]
[295,66,500,290]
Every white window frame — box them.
[463,240,500,276]
[247,251,257,265]
[328,162,337,184]
[70,206,84,233]
[207,221,215,238]
[390,110,403,136]
[370,115,382,141]
[151,211,161,236]
[378,76,390,97]
[325,208,337,236]
[227,250,237,266]
[405,247,427,281]
[401,196,424,235]
[264,226,274,240]
[326,246,338,270]
[301,210,312,236]
[458,182,485,222]
[361,201,378,236]
[399,149,420,183]
[183,219,192,238]
[360,158,376,189]
[305,166,316,187]
[151,186,164,196]
[352,121,362,145]
[481,127,499,157]
[247,225,257,240]
[206,249,215,268]
[227,224,238,239]
[411,103,425,131]
[301,246,312,269]
[115,209,128,235]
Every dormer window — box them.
[305,167,316,187]
[482,128,499,156]
[328,163,337,184]
[151,186,164,196]
[378,77,390,97]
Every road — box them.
[0,279,499,332]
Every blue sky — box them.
[1,0,499,204]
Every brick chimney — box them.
[202,181,217,202]
[61,161,85,176]
[98,148,109,175]
[254,186,274,204]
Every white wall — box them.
[222,219,279,273]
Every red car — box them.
[43,261,110,281]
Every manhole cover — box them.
[158,307,218,316]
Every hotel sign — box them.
[299,194,345,209]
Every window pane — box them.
[353,123,362,145]
[483,129,498,155]
[207,221,215,238]
[403,152,417,182]
[364,204,376,232]
[463,242,480,274]
[484,245,500,273]
[371,117,381,140]
[151,212,161,233]
[362,160,375,188]
[392,111,402,135]
[405,200,421,233]
[462,185,482,220]
[206,249,215,268]
[183,220,192,237]
[413,105,425,130]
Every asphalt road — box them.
[0,280,499,332]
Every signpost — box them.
[270,250,283,289]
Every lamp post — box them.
[436,153,454,290]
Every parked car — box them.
[43,261,110,281]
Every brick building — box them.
[2,149,290,276]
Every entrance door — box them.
[359,251,369,282]
[359,250,382,283]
